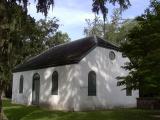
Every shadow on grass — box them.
[3,100,160,120]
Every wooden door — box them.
[32,73,40,105]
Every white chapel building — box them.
[12,36,138,111]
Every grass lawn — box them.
[2,100,160,120]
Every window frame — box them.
[51,71,58,95]
[88,71,96,96]
[19,75,24,94]
[109,51,116,60]
[126,83,132,96]
[32,73,40,91]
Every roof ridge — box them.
[96,36,119,47]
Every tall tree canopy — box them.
[5,0,131,19]
[92,0,130,21]
[0,1,70,118]
[0,2,37,118]
[20,18,70,63]
[118,0,160,98]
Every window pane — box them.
[126,89,132,96]
[32,73,40,91]
[19,75,23,93]
[126,82,132,96]
[109,51,116,60]
[52,71,58,95]
[88,71,96,96]
[33,73,40,80]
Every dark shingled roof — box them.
[13,36,119,73]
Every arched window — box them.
[52,71,58,95]
[109,51,116,60]
[32,73,40,105]
[19,75,24,93]
[33,73,40,80]
[32,73,40,92]
[126,82,132,96]
[88,71,96,96]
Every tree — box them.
[8,17,70,65]
[0,2,38,119]
[0,1,70,119]
[36,18,70,48]
[84,8,137,45]
[117,0,160,98]
[2,17,70,97]
[3,0,131,19]
[84,16,104,37]
[92,0,130,23]
[116,19,138,44]
[45,31,70,48]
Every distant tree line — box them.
[84,8,138,45]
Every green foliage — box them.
[0,1,34,89]
[118,0,160,97]
[6,0,131,21]
[36,18,70,49]
[116,19,138,43]
[0,3,70,119]
[92,0,131,22]
[84,8,137,45]
[84,16,104,37]
[3,100,160,120]
[0,1,70,93]
[45,31,70,48]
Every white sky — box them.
[28,0,150,40]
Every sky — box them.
[28,0,150,40]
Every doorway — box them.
[32,73,40,105]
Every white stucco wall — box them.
[73,47,139,111]
[12,64,77,110]
[12,47,138,111]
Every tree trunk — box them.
[0,89,3,120]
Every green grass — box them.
[3,100,160,120]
